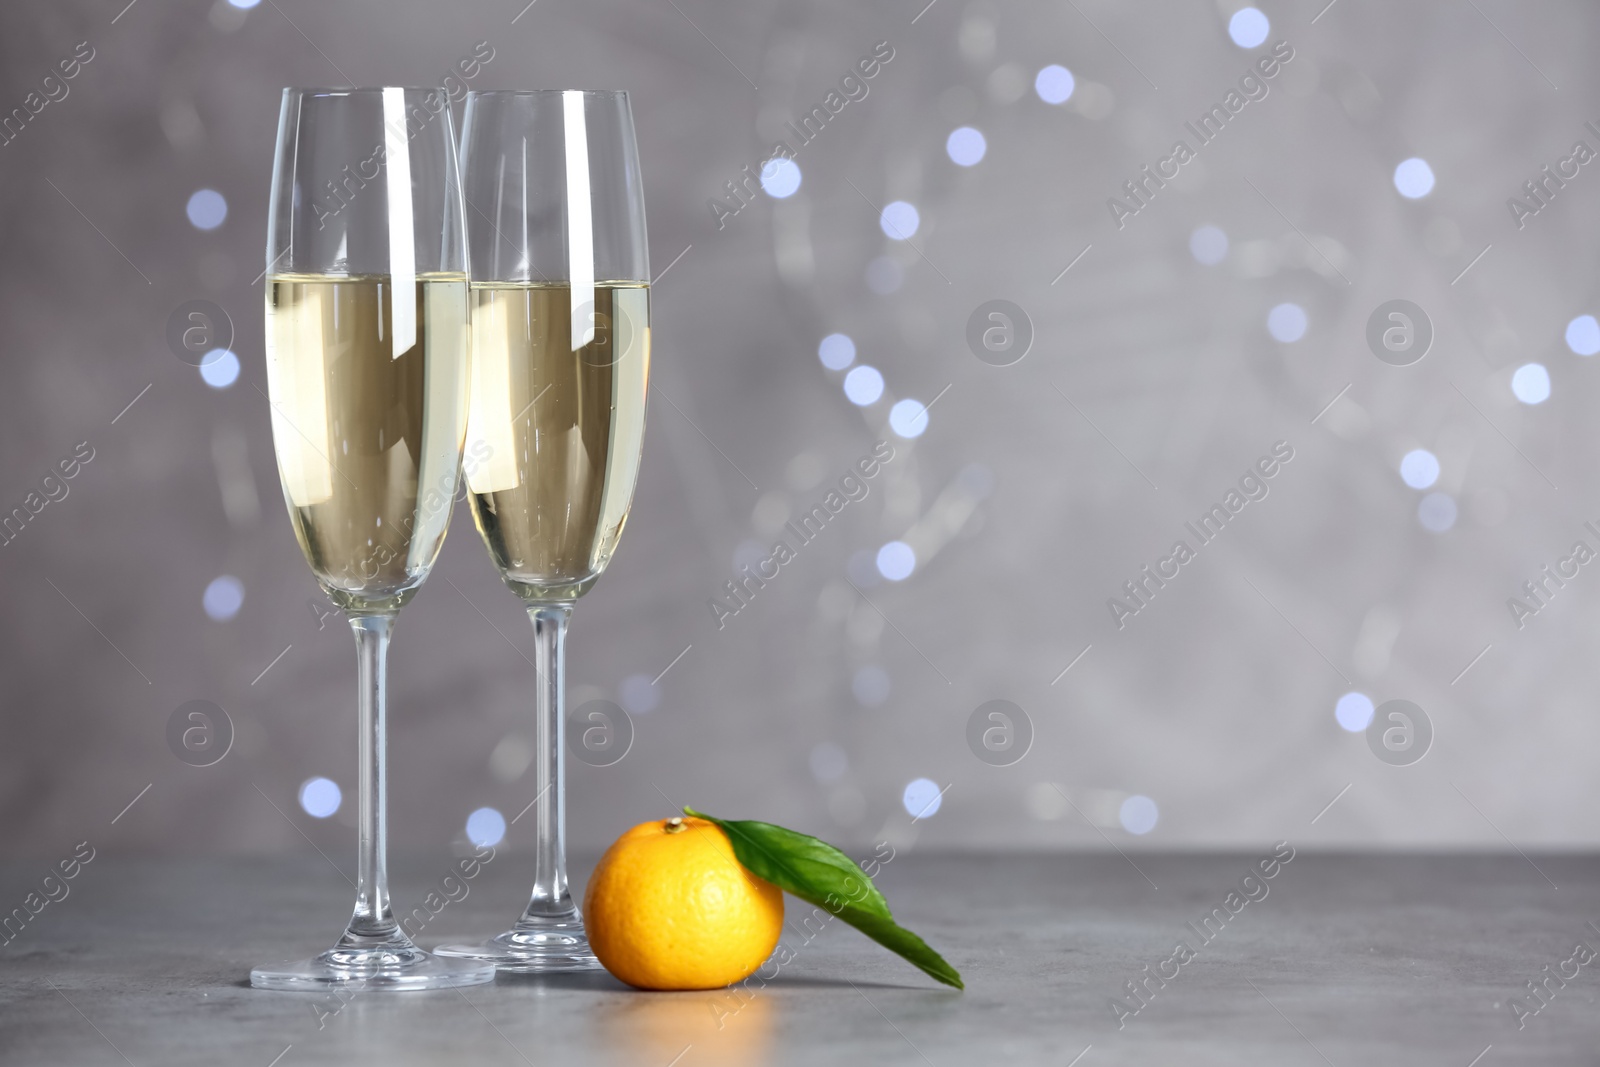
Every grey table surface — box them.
[1,851,1596,1065]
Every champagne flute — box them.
[251,87,495,991]
[434,90,650,972]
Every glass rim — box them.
[464,89,630,99]
[280,86,453,97]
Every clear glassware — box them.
[251,87,496,991]
[434,90,650,972]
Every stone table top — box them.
[1,851,1595,1065]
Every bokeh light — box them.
[1228,8,1269,48]
[1418,493,1458,533]
[879,201,920,239]
[1335,692,1375,732]
[889,398,929,438]
[186,188,228,230]
[1267,302,1307,342]
[876,541,916,581]
[946,126,987,166]
[760,157,801,199]
[1399,449,1440,490]
[203,575,244,621]
[1511,362,1550,404]
[844,365,885,405]
[199,348,240,389]
[1034,65,1075,104]
[903,777,943,818]
[818,333,856,370]
[1119,795,1159,835]
[1190,224,1228,265]
[299,777,341,818]
[1566,314,1600,356]
[466,807,506,848]
[1394,158,1435,199]
[618,673,659,715]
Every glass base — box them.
[435,917,601,973]
[251,943,498,991]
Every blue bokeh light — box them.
[1400,449,1440,490]
[1512,363,1550,405]
[844,365,885,405]
[1120,795,1159,835]
[760,157,801,199]
[1190,225,1229,265]
[876,541,916,581]
[1394,158,1436,199]
[880,201,920,240]
[903,777,943,818]
[889,398,929,439]
[466,807,506,848]
[186,188,228,230]
[1035,65,1076,104]
[203,575,244,621]
[299,777,341,818]
[1267,303,1308,342]
[1566,315,1600,356]
[1228,8,1270,48]
[1335,692,1375,732]
[1419,493,1458,533]
[199,348,240,389]
[818,333,856,370]
[946,126,987,166]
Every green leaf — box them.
[843,912,965,992]
[684,807,964,990]
[687,809,894,919]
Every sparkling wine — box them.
[265,273,468,611]
[466,283,650,602]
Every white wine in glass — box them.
[267,273,469,609]
[466,282,650,600]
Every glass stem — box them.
[518,603,578,925]
[340,614,406,947]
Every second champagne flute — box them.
[434,90,650,971]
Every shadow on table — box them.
[490,969,630,992]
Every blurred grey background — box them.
[2,0,1597,859]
